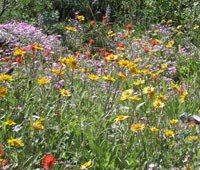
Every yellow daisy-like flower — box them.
[180,90,188,103]
[65,26,77,32]
[187,136,198,142]
[60,89,71,97]
[153,100,165,108]
[130,123,145,132]
[116,72,127,80]
[120,89,133,101]
[161,63,168,69]
[107,30,116,37]
[14,47,26,56]
[167,19,173,24]
[37,77,50,86]
[164,129,175,138]
[88,74,99,81]
[156,94,167,101]
[0,74,13,82]
[81,68,90,73]
[114,115,130,122]
[155,39,162,44]
[106,54,118,61]
[118,60,130,67]
[133,79,145,86]
[143,86,155,98]
[60,56,79,70]
[166,40,174,48]
[169,119,179,125]
[134,58,143,63]
[7,138,24,147]
[77,15,85,21]
[129,95,141,101]
[32,121,44,130]
[150,127,159,132]
[0,87,8,97]
[102,75,115,82]
[193,24,199,30]
[52,68,65,76]
[34,44,43,50]
[170,83,180,91]
[80,160,92,170]
[4,120,16,126]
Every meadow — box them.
[0,7,200,170]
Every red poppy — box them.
[126,23,132,30]
[144,47,150,53]
[42,154,56,170]
[90,20,95,25]
[151,39,157,46]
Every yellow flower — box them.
[166,40,174,48]
[155,39,162,44]
[14,47,26,56]
[130,123,145,132]
[118,60,130,67]
[4,120,16,126]
[114,115,130,122]
[161,63,168,69]
[116,72,127,80]
[150,127,159,132]
[80,160,92,170]
[133,79,145,86]
[167,19,173,24]
[34,44,43,50]
[88,74,99,81]
[107,30,116,37]
[129,95,141,101]
[187,136,198,142]
[32,121,44,130]
[193,24,199,30]
[65,26,77,32]
[106,54,118,61]
[60,56,79,69]
[143,86,155,98]
[37,77,50,86]
[154,29,159,33]
[120,89,133,101]
[102,75,115,82]
[134,58,143,63]
[176,25,182,29]
[52,68,65,76]
[180,90,188,103]
[7,138,24,147]
[153,100,165,108]
[169,119,179,125]
[156,94,167,101]
[170,83,180,91]
[60,89,71,97]
[81,68,90,73]
[77,15,85,21]
[0,87,8,97]
[164,129,175,138]
[0,74,13,82]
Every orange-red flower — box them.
[126,23,132,30]
[90,20,95,25]
[42,154,56,170]
[0,145,5,156]
[151,39,157,46]
[144,47,150,53]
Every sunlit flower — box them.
[164,129,175,138]
[81,68,90,73]
[37,77,50,86]
[114,115,130,122]
[116,72,127,80]
[133,79,145,86]
[0,87,8,97]
[156,94,167,101]
[80,160,92,170]
[143,86,155,98]
[107,30,116,37]
[14,47,26,56]
[166,40,174,48]
[7,138,24,147]
[161,63,168,69]
[60,89,71,97]
[134,58,143,63]
[180,90,188,103]
[167,19,173,24]
[193,24,199,30]
[187,136,198,142]
[88,74,99,81]
[153,100,165,108]
[130,123,145,132]
[118,60,130,67]
[150,127,159,132]
[77,15,85,21]
[169,119,179,125]
[32,121,44,130]
[170,83,180,91]
[102,75,115,82]
[129,95,141,101]
[65,26,77,32]
[42,154,56,170]
[4,120,16,126]
[0,74,13,82]
[34,44,44,50]
[52,68,65,76]
[106,54,118,61]
[120,89,133,101]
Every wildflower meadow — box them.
[0,1,200,169]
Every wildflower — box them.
[77,15,85,21]
[88,74,99,81]
[0,159,8,169]
[90,20,95,25]
[106,54,118,61]
[107,30,116,37]
[151,39,157,46]
[0,145,5,156]
[116,72,127,80]
[164,129,175,138]
[37,77,50,86]
[118,60,130,67]
[52,68,65,76]
[156,94,167,101]
[161,63,168,69]
[80,160,92,170]
[14,47,26,56]
[193,24,199,30]
[134,58,143,63]
[0,87,8,97]
[166,40,174,48]
[143,86,155,98]
[126,23,132,30]
[60,89,71,97]
[65,26,77,32]
[177,25,182,29]
[170,83,180,91]
[0,74,13,82]
[102,75,115,82]
[4,120,16,126]
[144,47,150,53]
[7,138,24,147]
[88,39,94,46]
[42,154,56,170]
[130,123,145,132]
[153,100,165,108]
[114,115,130,122]
[32,121,44,130]
[167,19,173,24]
[120,89,133,101]
[169,119,179,125]
[155,39,162,44]
[81,68,90,73]
[187,136,198,142]
[150,127,159,132]
[61,56,79,70]
[180,90,188,103]
[133,79,145,86]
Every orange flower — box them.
[118,43,124,48]
[88,39,94,46]
[90,20,95,25]
[151,39,157,46]
[85,51,91,57]
[42,154,56,170]
[0,145,5,156]
[126,23,132,30]
[144,47,150,53]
